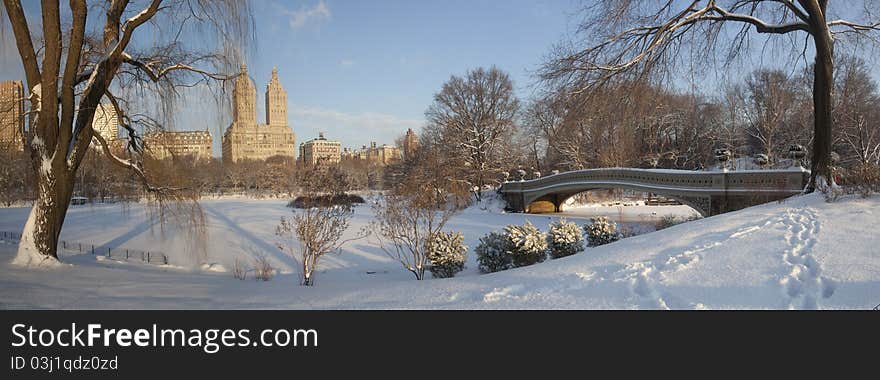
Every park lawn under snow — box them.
[0,193,877,309]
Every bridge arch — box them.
[522,184,709,216]
[498,168,808,217]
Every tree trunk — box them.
[15,167,74,265]
[411,267,425,280]
[806,5,835,192]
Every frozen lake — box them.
[553,204,702,235]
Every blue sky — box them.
[239,0,578,150]
[2,1,878,156]
[0,0,579,154]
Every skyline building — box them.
[145,130,213,161]
[0,80,25,151]
[91,103,118,144]
[222,65,297,164]
[342,141,401,165]
[299,132,341,166]
[402,128,419,159]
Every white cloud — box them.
[338,59,355,67]
[283,0,331,30]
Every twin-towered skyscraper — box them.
[222,65,297,164]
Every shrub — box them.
[584,217,622,247]
[655,214,702,230]
[426,231,468,278]
[504,221,548,267]
[547,218,584,258]
[288,194,365,208]
[252,254,274,281]
[839,164,880,197]
[475,232,514,273]
[655,215,679,231]
[232,257,247,280]
[476,221,548,273]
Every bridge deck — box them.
[498,168,809,216]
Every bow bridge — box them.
[498,168,809,216]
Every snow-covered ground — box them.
[0,193,877,309]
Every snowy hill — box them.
[0,193,878,309]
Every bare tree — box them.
[522,96,565,171]
[423,66,520,201]
[370,149,469,280]
[715,83,752,161]
[834,56,880,167]
[0,142,31,206]
[276,170,366,286]
[545,94,596,170]
[545,81,673,170]
[2,0,253,264]
[741,69,801,164]
[542,0,880,191]
[276,203,363,286]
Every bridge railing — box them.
[500,168,808,194]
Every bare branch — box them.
[1,0,40,86]
[91,129,179,195]
[122,52,239,82]
[59,0,87,160]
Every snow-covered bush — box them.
[584,217,622,247]
[505,221,548,267]
[427,231,468,278]
[476,232,514,273]
[476,222,548,273]
[547,218,584,258]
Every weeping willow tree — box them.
[1,0,253,265]
[542,0,880,192]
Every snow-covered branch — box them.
[121,52,238,83]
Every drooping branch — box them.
[543,0,817,94]
[91,124,180,195]
[122,52,239,82]
[103,90,141,152]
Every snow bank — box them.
[0,193,877,309]
[11,206,63,269]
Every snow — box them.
[11,206,62,268]
[0,193,878,309]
